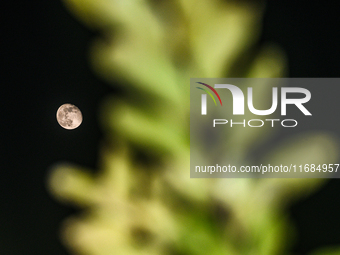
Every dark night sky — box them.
[1,0,340,254]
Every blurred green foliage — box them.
[48,0,339,254]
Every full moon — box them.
[56,104,82,130]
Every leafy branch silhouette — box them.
[48,1,339,254]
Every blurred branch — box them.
[48,0,338,254]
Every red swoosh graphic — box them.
[197,82,222,106]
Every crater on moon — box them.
[56,103,82,130]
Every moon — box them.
[56,104,82,130]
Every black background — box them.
[2,0,340,254]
